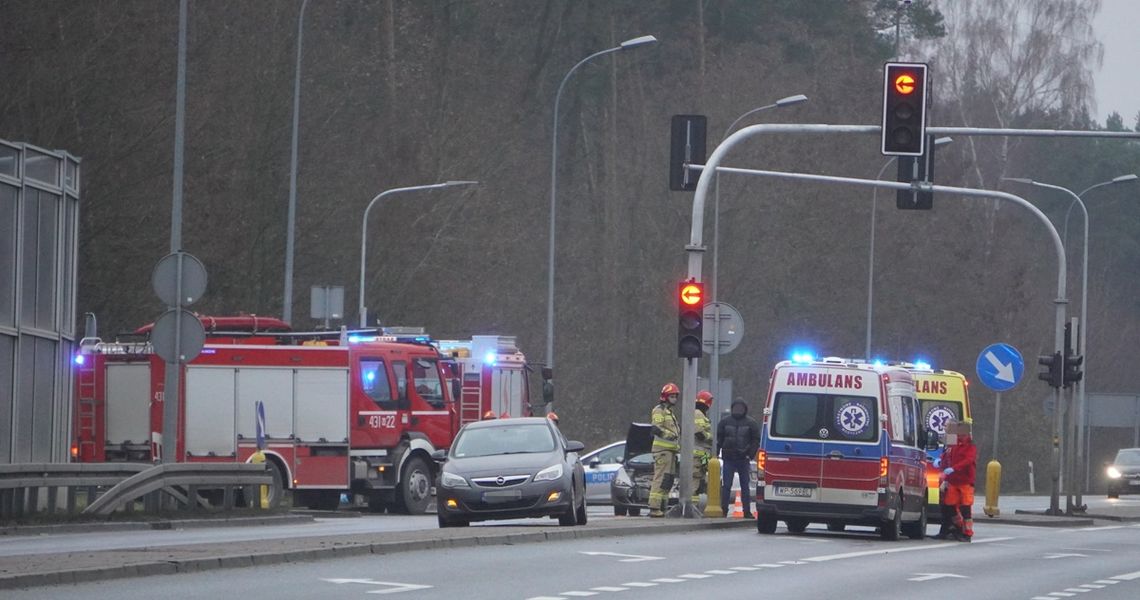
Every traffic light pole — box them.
[675,123,1140,518]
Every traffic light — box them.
[669,115,708,191]
[1063,351,1083,388]
[1037,351,1062,389]
[881,62,928,156]
[677,280,704,359]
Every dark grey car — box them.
[434,417,587,527]
[1106,447,1140,498]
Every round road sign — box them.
[150,308,206,364]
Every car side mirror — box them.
[565,440,585,453]
[430,449,447,462]
[589,458,601,468]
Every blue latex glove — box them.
[942,467,954,476]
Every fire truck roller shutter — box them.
[185,367,237,457]
[104,364,152,455]
[394,435,436,514]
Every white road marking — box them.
[1079,525,1130,531]
[1032,597,1057,600]
[560,592,597,597]
[753,563,785,568]
[321,578,433,595]
[579,551,665,562]
[731,566,760,571]
[526,597,566,600]
[678,573,712,579]
[779,560,809,565]
[590,587,628,592]
[1047,593,1075,597]
[1078,584,1105,589]
[1093,580,1120,585]
[620,582,657,588]
[907,573,968,582]
[1044,553,1088,559]
[705,570,737,575]
[1061,588,1092,593]
[802,536,1015,562]
[1111,570,1140,581]
[651,578,686,583]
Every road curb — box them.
[0,519,754,590]
[0,514,313,537]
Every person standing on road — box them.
[691,390,715,505]
[941,420,977,542]
[717,397,760,518]
[649,383,681,518]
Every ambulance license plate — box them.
[774,484,814,498]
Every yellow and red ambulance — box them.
[898,362,972,516]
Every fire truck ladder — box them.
[459,374,483,425]
[75,361,98,461]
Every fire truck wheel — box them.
[880,492,903,541]
[397,456,433,514]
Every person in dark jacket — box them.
[717,398,760,518]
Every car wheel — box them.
[627,507,642,517]
[559,488,578,526]
[613,505,627,516]
[902,498,928,540]
[756,513,777,534]
[880,492,902,541]
[785,518,808,533]
[576,496,588,525]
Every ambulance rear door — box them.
[764,368,825,503]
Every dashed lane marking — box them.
[678,573,712,579]
[753,563,785,568]
[1078,584,1105,589]
[651,578,685,583]
[731,566,760,571]
[1093,580,1119,585]
[802,536,1015,562]
[1061,588,1092,593]
[590,587,628,592]
[704,570,737,575]
[620,583,657,588]
[1047,593,1075,597]
[560,592,597,597]
[1111,570,1140,581]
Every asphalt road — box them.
[11,514,1140,599]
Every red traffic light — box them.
[893,73,916,95]
[679,282,703,306]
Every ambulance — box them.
[896,362,972,516]
[754,355,929,540]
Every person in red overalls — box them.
[940,421,977,542]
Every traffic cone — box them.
[730,490,743,518]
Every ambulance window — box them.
[888,396,906,444]
[412,358,445,408]
[392,360,409,410]
[360,359,395,410]
[902,397,917,447]
[771,393,823,439]
[771,392,878,442]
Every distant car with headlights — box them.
[433,417,587,527]
[1106,448,1140,498]
[581,441,625,504]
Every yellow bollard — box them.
[250,450,270,509]
[984,459,1001,517]
[705,457,724,517]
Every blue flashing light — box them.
[914,360,933,371]
[348,335,362,343]
[790,351,814,365]
[73,354,85,366]
[364,370,376,382]
[872,359,885,368]
[483,351,497,365]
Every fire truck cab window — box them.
[412,358,445,408]
[361,359,396,410]
[392,360,410,410]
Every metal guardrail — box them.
[0,462,272,520]
[0,463,150,520]
[83,463,272,516]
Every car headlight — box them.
[1107,466,1122,479]
[441,471,469,488]
[613,468,632,488]
[535,464,563,482]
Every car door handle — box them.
[828,451,844,459]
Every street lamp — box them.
[708,94,808,419]
[283,0,310,325]
[865,136,952,359]
[1004,173,1137,509]
[545,34,657,371]
[358,181,478,328]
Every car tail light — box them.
[756,450,766,473]
[879,457,889,478]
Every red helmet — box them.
[482,411,497,420]
[696,390,714,407]
[660,383,680,398]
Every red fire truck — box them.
[72,315,540,513]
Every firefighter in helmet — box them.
[691,390,714,505]
[649,382,681,518]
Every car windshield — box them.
[452,424,555,458]
[1115,449,1140,466]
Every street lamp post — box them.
[546,34,657,372]
[283,0,310,325]
[709,94,807,420]
[1005,174,1137,510]
[865,137,952,359]
[358,181,477,328]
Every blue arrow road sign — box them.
[255,400,267,450]
[976,343,1024,392]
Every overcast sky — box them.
[1092,0,1140,124]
